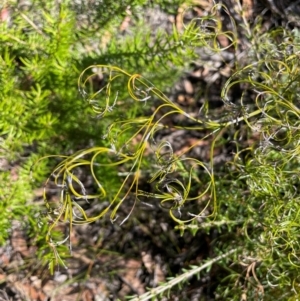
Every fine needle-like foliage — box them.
[128,248,238,301]
[0,0,204,277]
[31,4,240,272]
[32,65,219,269]
[6,0,300,299]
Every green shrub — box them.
[3,0,300,299]
[35,3,300,300]
[0,0,198,274]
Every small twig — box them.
[18,10,47,37]
[129,248,238,301]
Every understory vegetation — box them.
[1,0,300,300]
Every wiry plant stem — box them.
[129,248,238,301]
